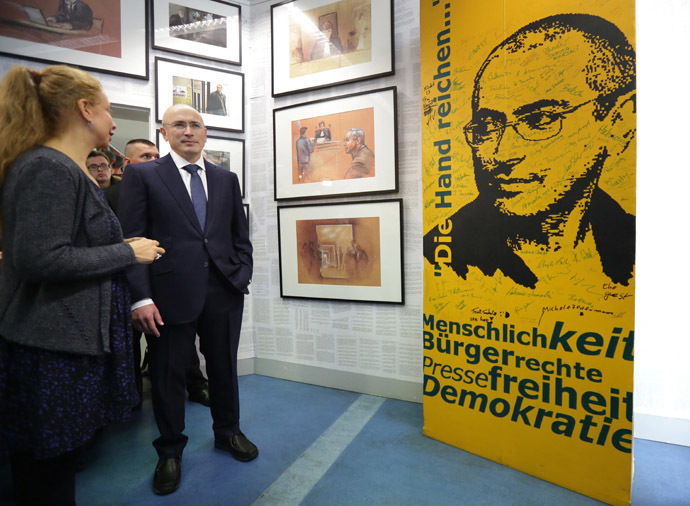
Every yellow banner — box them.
[421,1,635,504]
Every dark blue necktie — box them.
[183,164,207,231]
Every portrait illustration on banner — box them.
[424,13,636,295]
[421,3,637,505]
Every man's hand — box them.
[132,304,164,337]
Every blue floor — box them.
[1,374,689,505]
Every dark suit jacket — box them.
[423,188,635,288]
[118,154,252,325]
[104,177,121,214]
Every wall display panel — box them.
[421,1,636,505]
[155,57,244,132]
[274,87,397,200]
[270,0,393,96]
[278,199,404,304]
[152,0,242,66]
[157,131,245,197]
[0,0,148,79]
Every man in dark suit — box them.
[118,104,256,496]
[116,138,211,408]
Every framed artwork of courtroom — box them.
[273,86,398,201]
[277,199,404,304]
[0,0,149,79]
[270,0,394,96]
[155,57,244,132]
[151,0,242,66]
[157,131,245,197]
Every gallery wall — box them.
[245,0,423,400]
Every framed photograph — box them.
[157,131,245,197]
[274,87,397,201]
[152,0,242,66]
[278,199,404,304]
[271,0,394,97]
[0,0,148,79]
[155,57,244,132]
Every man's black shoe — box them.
[214,433,258,462]
[153,457,181,495]
[188,386,211,407]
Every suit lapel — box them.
[155,155,203,234]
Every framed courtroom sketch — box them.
[157,131,245,196]
[277,198,404,304]
[270,0,394,97]
[152,0,242,66]
[0,0,149,79]
[274,86,397,201]
[155,57,244,132]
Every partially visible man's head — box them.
[344,128,365,155]
[160,104,207,163]
[216,84,223,93]
[300,126,308,136]
[124,138,159,166]
[86,150,112,188]
[466,14,636,218]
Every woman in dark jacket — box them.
[0,65,164,505]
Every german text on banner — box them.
[421,1,635,504]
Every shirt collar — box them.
[169,150,205,171]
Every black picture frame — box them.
[155,56,244,133]
[270,0,394,97]
[274,86,398,201]
[0,0,149,80]
[151,0,242,66]
[278,198,404,304]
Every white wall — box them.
[635,0,690,445]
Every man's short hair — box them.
[474,14,636,120]
[300,126,308,135]
[346,128,365,145]
[87,149,110,162]
[125,138,156,157]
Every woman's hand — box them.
[127,238,165,264]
